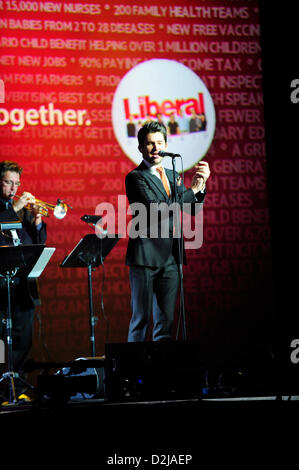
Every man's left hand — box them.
[191,161,210,193]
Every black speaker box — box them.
[35,357,105,402]
[104,341,203,402]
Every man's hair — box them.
[0,160,23,179]
[137,121,167,147]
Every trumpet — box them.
[14,195,69,219]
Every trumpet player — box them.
[0,160,47,403]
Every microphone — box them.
[81,214,102,225]
[158,151,181,158]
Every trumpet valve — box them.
[33,203,49,217]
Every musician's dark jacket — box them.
[125,161,205,267]
[0,198,47,310]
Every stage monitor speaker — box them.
[36,357,105,402]
[104,341,203,402]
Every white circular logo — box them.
[112,59,215,171]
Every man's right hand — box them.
[13,192,36,212]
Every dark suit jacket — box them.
[125,161,205,267]
[0,199,47,310]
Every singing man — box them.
[125,121,210,342]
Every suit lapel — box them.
[166,168,182,201]
[137,162,170,200]
[165,169,175,195]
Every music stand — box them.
[0,207,22,231]
[0,244,55,404]
[60,234,120,357]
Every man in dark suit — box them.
[0,160,47,400]
[125,121,210,342]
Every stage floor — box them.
[1,394,298,467]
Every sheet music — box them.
[28,247,56,278]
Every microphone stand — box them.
[171,155,187,341]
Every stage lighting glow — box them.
[112,59,216,171]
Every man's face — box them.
[139,131,167,165]
[0,171,21,200]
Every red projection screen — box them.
[0,1,273,363]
